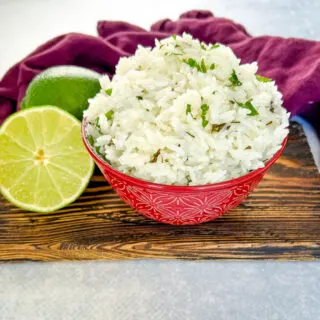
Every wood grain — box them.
[0,123,319,262]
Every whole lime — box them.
[21,66,101,120]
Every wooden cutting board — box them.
[0,123,319,262]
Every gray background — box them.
[0,0,319,319]
[0,0,320,77]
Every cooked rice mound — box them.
[84,33,289,186]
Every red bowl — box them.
[82,122,287,225]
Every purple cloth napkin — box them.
[0,10,319,132]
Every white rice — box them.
[84,33,289,186]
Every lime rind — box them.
[21,66,101,120]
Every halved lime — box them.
[0,106,94,212]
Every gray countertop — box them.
[0,1,319,319]
[1,261,320,320]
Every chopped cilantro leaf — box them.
[95,117,100,129]
[150,149,161,163]
[200,59,207,73]
[229,70,242,87]
[256,75,273,82]
[172,34,177,40]
[210,63,215,70]
[186,104,192,116]
[185,58,197,68]
[201,104,209,128]
[211,123,225,132]
[105,110,114,121]
[200,44,206,50]
[235,100,259,116]
[186,104,196,119]
[87,135,94,146]
[136,96,143,100]
[212,90,217,95]
[211,44,220,49]
[105,88,112,96]
[184,58,207,73]
[186,132,195,138]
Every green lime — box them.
[0,106,94,212]
[21,65,101,120]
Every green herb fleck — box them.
[186,104,192,116]
[231,120,240,123]
[105,88,112,96]
[270,106,275,113]
[186,132,195,138]
[210,63,215,70]
[211,123,225,132]
[87,136,94,146]
[200,103,209,128]
[185,58,197,68]
[136,96,143,100]
[200,44,206,50]
[186,175,192,185]
[211,44,220,49]
[172,34,177,40]
[212,91,217,95]
[150,149,161,163]
[256,75,273,83]
[95,117,100,129]
[95,146,102,154]
[228,69,242,87]
[142,88,148,94]
[159,44,165,49]
[183,58,207,73]
[186,104,196,119]
[105,110,114,121]
[235,99,259,116]
[245,146,252,150]
[200,59,207,73]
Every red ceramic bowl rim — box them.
[82,119,288,191]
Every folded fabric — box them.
[0,10,319,133]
